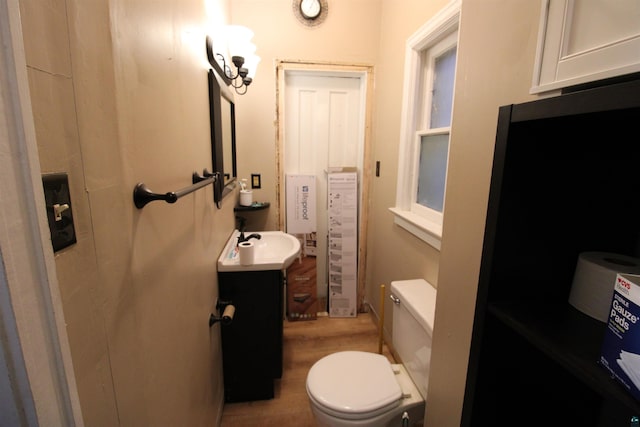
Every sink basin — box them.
[217,230,301,272]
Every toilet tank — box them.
[390,279,437,400]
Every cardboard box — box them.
[600,273,640,401]
[286,253,318,321]
[327,170,358,317]
[285,175,316,234]
[286,175,318,321]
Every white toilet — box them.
[306,279,436,427]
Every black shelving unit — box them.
[462,79,640,426]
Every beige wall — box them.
[228,0,383,232]
[429,1,545,425]
[17,0,559,425]
[20,0,232,425]
[20,0,119,424]
[364,0,449,340]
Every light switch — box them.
[251,174,261,189]
[42,173,77,252]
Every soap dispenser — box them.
[239,179,252,206]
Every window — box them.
[390,0,460,250]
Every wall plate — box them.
[251,174,261,189]
[42,173,77,252]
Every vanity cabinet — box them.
[218,269,284,402]
[462,80,640,426]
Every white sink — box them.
[217,230,301,272]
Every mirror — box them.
[208,69,237,207]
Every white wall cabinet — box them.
[532,0,640,94]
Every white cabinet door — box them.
[531,0,640,94]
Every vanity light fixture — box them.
[206,26,261,95]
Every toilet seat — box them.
[306,351,402,420]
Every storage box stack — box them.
[285,175,318,321]
[569,252,640,322]
[600,273,640,401]
[327,169,358,317]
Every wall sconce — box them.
[206,26,260,95]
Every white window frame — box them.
[390,0,460,250]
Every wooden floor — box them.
[220,312,395,427]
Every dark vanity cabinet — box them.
[218,269,284,403]
[462,79,640,426]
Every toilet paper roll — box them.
[569,252,640,322]
[238,241,254,265]
[221,305,235,324]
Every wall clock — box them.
[293,0,328,27]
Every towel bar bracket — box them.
[133,169,218,209]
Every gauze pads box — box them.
[600,273,640,401]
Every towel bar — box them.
[133,170,218,209]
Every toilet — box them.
[306,279,436,427]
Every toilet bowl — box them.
[306,351,425,426]
[306,279,436,427]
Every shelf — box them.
[463,79,640,426]
[234,202,270,212]
[488,301,640,414]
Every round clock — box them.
[293,0,328,27]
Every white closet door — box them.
[284,72,363,302]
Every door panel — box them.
[284,73,363,303]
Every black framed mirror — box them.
[208,68,237,208]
